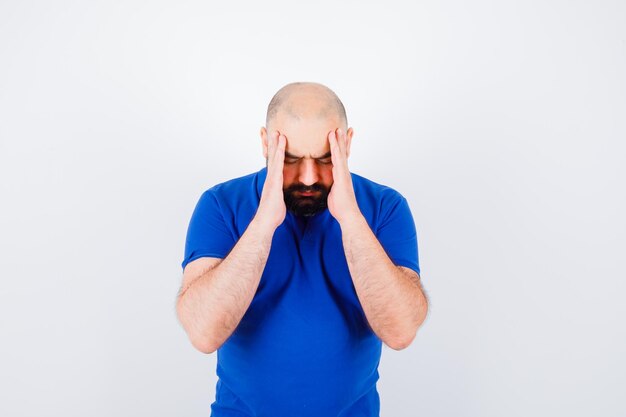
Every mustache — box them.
[285,183,327,193]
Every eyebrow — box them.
[284,151,332,159]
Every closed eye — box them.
[284,155,332,165]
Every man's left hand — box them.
[327,128,362,225]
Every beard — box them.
[283,182,330,217]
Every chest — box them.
[255,216,361,312]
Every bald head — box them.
[265,82,347,131]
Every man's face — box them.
[265,115,340,217]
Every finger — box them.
[329,130,347,181]
[336,128,347,158]
[268,130,277,160]
[275,135,286,185]
[329,129,339,162]
[272,131,283,159]
[268,131,282,178]
[330,129,346,167]
[275,133,286,164]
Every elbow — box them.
[176,298,220,355]
[190,335,219,354]
[185,326,222,354]
[385,332,416,351]
[384,317,426,350]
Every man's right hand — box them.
[178,130,287,354]
[255,130,287,232]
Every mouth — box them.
[297,191,318,197]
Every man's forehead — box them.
[284,148,331,159]
[275,119,335,158]
[284,131,331,158]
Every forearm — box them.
[177,217,275,353]
[339,214,428,350]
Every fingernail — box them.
[337,128,342,136]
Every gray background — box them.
[1,1,624,416]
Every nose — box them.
[298,159,319,186]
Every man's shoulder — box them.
[350,171,406,202]
[350,171,414,232]
[202,168,264,199]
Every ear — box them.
[345,127,354,159]
[260,126,268,159]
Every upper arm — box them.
[398,265,420,287]
[398,265,428,308]
[376,193,420,276]
[178,256,223,299]
[398,265,420,284]
[181,190,236,271]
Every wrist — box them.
[338,211,368,232]
[250,214,279,237]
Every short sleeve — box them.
[375,193,420,276]
[181,190,236,271]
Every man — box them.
[176,82,429,417]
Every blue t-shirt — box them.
[181,166,420,417]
